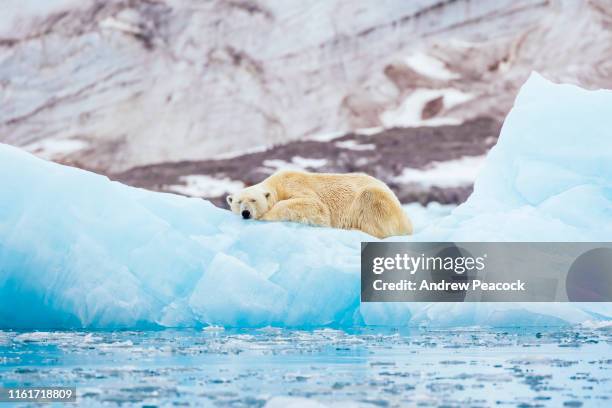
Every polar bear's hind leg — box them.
[350,186,413,238]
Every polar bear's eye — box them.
[250,199,256,203]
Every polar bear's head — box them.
[226,185,273,220]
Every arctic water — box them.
[1,326,611,407]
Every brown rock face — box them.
[112,117,501,207]
[421,97,444,120]
[2,1,611,174]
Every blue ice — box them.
[1,73,611,329]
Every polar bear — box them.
[226,170,412,238]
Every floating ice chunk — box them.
[0,146,363,328]
[445,72,612,241]
[189,253,290,327]
[0,73,612,329]
[265,396,331,408]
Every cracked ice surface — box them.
[1,74,612,329]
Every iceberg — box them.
[1,73,612,329]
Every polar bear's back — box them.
[265,170,411,237]
[267,170,391,201]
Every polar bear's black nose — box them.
[241,210,251,219]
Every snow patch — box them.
[263,157,328,171]
[380,89,473,128]
[354,127,384,136]
[166,175,244,197]
[404,52,460,80]
[395,155,487,187]
[23,138,89,160]
[308,130,347,142]
[335,140,376,151]
[309,126,383,142]
[99,17,142,35]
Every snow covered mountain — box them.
[2,0,611,174]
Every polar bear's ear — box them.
[226,195,234,206]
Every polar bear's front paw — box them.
[261,211,283,222]
[261,200,332,228]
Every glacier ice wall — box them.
[1,73,612,329]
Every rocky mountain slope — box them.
[2,0,611,174]
[114,117,500,206]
